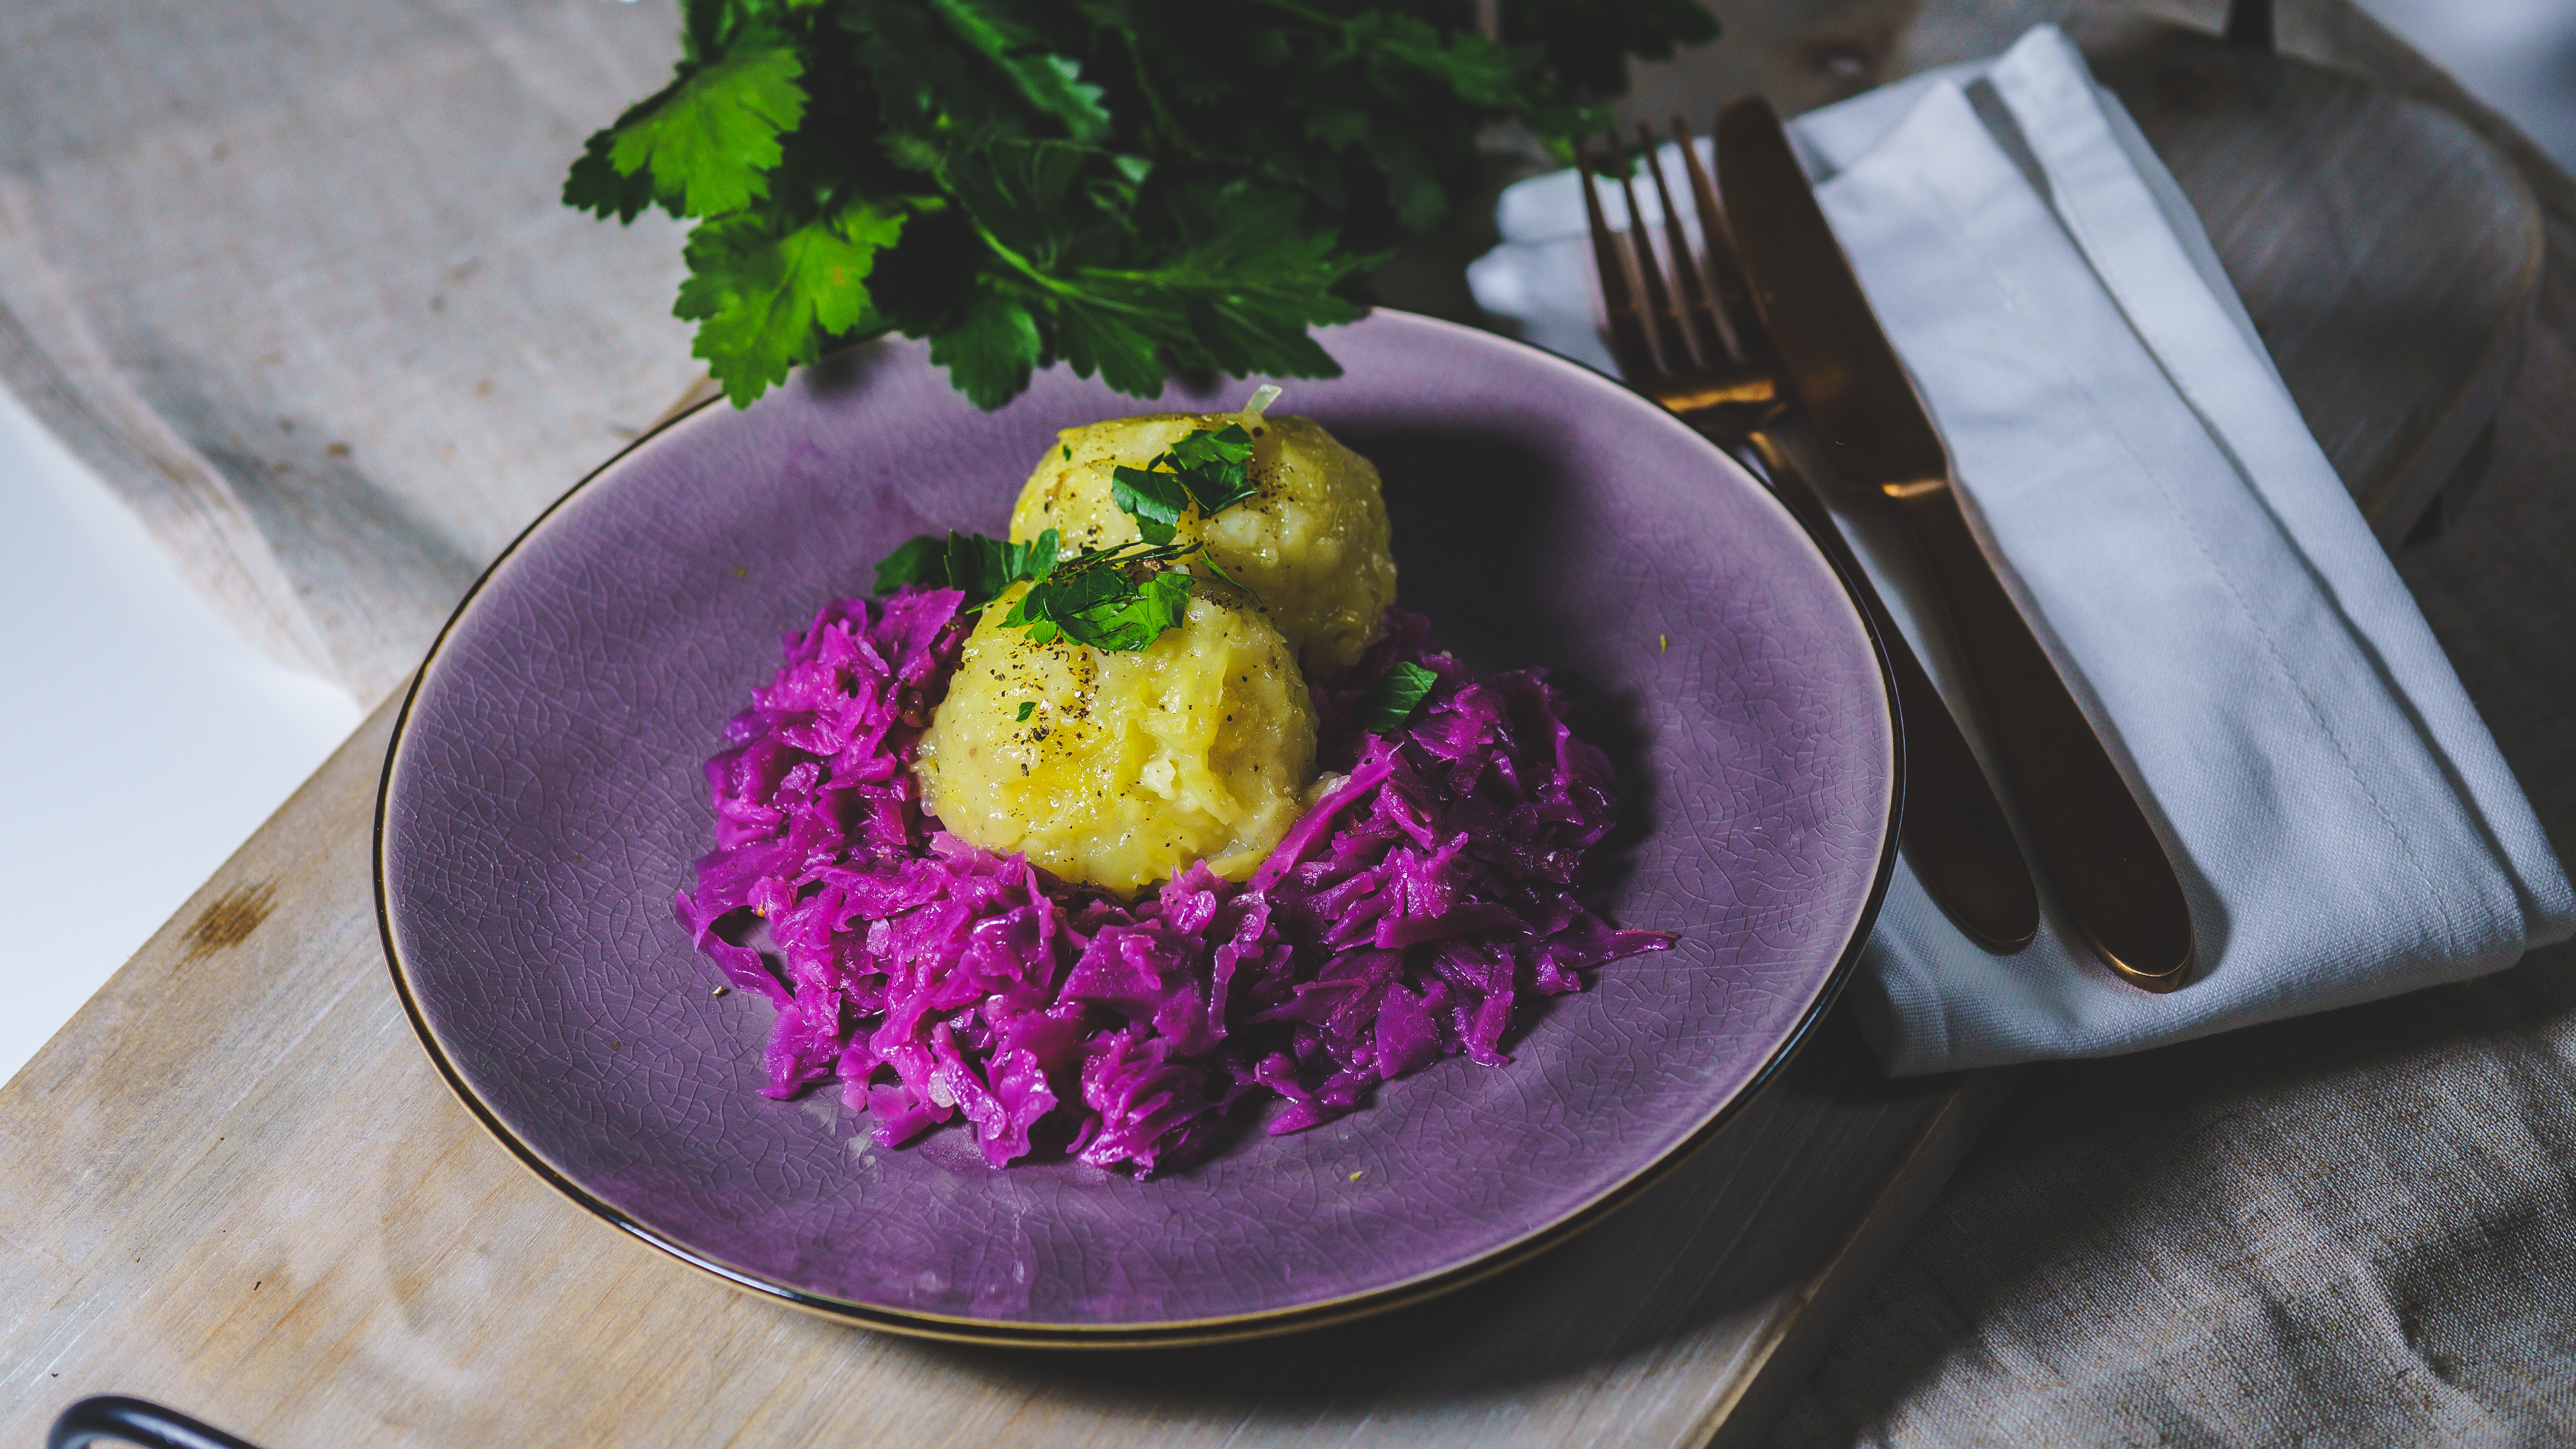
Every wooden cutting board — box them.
[0,3,2544,1446]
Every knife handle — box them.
[1740,430,2039,951]
[1893,486,2195,986]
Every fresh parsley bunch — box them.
[565,0,1716,409]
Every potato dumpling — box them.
[914,584,1318,896]
[1006,412,1397,677]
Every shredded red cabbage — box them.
[675,588,1672,1175]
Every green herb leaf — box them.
[871,534,948,595]
[1013,564,1124,625]
[1016,701,1036,722]
[926,286,1046,411]
[1165,423,1256,472]
[569,2,1716,409]
[1108,465,1189,545]
[1355,662,1440,734]
[995,538,1208,652]
[942,137,1095,274]
[949,526,1058,607]
[1195,552,1259,604]
[870,526,1056,611]
[1052,300,1168,398]
[926,0,1113,142]
[676,201,905,405]
[563,123,660,223]
[1164,423,1259,513]
[939,143,1376,406]
[1104,422,1260,544]
[604,46,808,218]
[1006,528,1062,593]
[1070,569,1195,651]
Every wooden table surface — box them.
[1,2,2546,1445]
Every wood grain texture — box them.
[0,2,2541,1445]
[0,694,2009,1448]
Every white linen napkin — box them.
[1467,25,2575,1074]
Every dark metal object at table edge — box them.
[1715,96,2197,990]
[47,1397,265,1449]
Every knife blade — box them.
[1715,95,2195,989]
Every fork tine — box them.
[1672,115,1771,368]
[1606,130,1698,373]
[1638,123,1731,367]
[1578,137,1662,384]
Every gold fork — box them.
[1582,121,2039,952]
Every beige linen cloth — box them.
[6,1,2574,1445]
[1756,55,2576,1449]
[0,0,701,703]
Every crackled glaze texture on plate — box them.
[379,311,1895,1336]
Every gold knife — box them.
[1715,96,2195,990]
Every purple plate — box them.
[376,311,1897,1346]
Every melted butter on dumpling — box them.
[1006,412,1397,677]
[913,584,1317,896]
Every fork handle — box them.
[1741,430,2039,951]
[1893,486,2195,987]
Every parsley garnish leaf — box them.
[1356,662,1440,734]
[1105,421,1261,543]
[873,418,1266,654]
[1166,423,1260,513]
[980,528,1059,603]
[870,526,1056,611]
[1078,569,1195,651]
[992,538,1204,651]
[1195,552,1260,604]
[871,534,948,596]
[1109,465,1189,545]
[1165,423,1255,472]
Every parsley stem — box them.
[966,223,1167,324]
[1119,30,1208,161]
[967,216,1291,323]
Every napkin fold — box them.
[1469,26,2575,1074]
